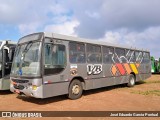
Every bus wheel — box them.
[68,80,83,100]
[127,74,135,87]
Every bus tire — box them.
[127,74,135,87]
[68,79,83,100]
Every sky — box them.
[0,0,160,58]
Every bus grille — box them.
[13,85,25,90]
[12,79,29,83]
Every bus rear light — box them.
[32,85,37,90]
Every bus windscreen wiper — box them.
[22,41,33,54]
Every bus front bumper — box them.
[10,82,43,98]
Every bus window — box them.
[126,50,135,63]
[115,48,126,63]
[69,42,85,63]
[87,44,102,63]
[135,51,143,63]
[142,52,150,63]
[44,43,66,75]
[103,46,114,63]
[8,47,15,62]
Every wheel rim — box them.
[130,77,135,85]
[72,84,80,95]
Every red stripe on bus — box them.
[116,63,126,75]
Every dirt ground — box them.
[0,75,160,120]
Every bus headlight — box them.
[32,85,37,90]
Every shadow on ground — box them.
[135,81,146,85]
[15,83,144,105]
[0,90,12,95]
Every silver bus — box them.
[0,40,16,90]
[10,32,151,99]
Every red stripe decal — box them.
[116,63,126,75]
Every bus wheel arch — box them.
[68,77,84,100]
[70,76,85,89]
[127,72,136,87]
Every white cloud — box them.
[98,31,121,44]
[98,26,160,58]
[18,22,41,35]
[44,20,80,36]
[85,11,100,19]
[0,0,73,35]
[0,0,160,58]
[64,0,160,39]
[49,4,69,15]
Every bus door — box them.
[43,38,68,96]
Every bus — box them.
[151,56,160,73]
[10,32,151,99]
[0,40,16,90]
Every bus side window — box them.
[135,51,143,63]
[142,52,150,63]
[115,48,126,63]
[8,47,15,62]
[126,50,135,63]
[87,44,102,63]
[103,46,114,63]
[69,42,86,63]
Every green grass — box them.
[131,90,160,96]
[145,80,160,84]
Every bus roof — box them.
[0,40,17,45]
[43,32,149,52]
[19,32,149,52]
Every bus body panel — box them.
[42,82,69,98]
[90,76,129,90]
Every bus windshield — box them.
[11,42,41,76]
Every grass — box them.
[131,90,160,96]
[144,80,160,84]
